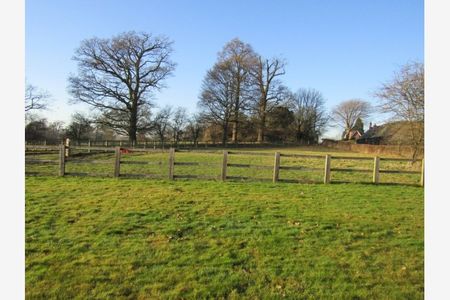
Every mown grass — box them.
[25,146,422,185]
[26,176,423,299]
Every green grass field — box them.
[26,175,423,298]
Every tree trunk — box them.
[296,124,302,143]
[257,109,266,143]
[129,127,137,144]
[222,123,229,146]
[231,78,241,144]
[231,121,238,144]
[129,107,138,144]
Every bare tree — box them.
[25,83,50,112]
[153,106,172,149]
[290,88,329,144]
[171,107,188,147]
[250,56,286,143]
[186,114,203,147]
[65,113,93,143]
[374,61,424,159]
[68,31,176,144]
[331,99,371,140]
[47,121,65,142]
[198,61,235,146]
[218,38,257,143]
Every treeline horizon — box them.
[25,31,423,147]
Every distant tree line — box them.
[25,31,423,148]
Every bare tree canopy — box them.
[250,56,287,143]
[218,38,258,143]
[331,99,371,137]
[290,88,329,143]
[374,61,424,159]
[374,61,424,122]
[25,83,50,112]
[152,106,173,149]
[171,107,188,146]
[65,112,93,142]
[68,31,176,143]
[186,114,204,147]
[198,61,236,146]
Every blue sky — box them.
[26,0,423,138]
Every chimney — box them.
[369,122,372,129]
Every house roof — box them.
[358,121,420,145]
[345,130,362,139]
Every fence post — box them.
[420,158,424,187]
[44,139,47,146]
[168,148,175,180]
[114,147,121,178]
[119,141,122,147]
[88,139,91,153]
[221,150,228,181]
[273,152,281,183]
[59,144,65,176]
[65,138,70,158]
[324,154,331,184]
[105,140,108,147]
[373,156,380,184]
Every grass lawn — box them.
[26,176,423,299]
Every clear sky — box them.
[26,0,423,139]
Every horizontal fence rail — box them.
[25,145,424,187]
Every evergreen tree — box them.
[352,117,364,134]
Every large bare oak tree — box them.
[198,61,235,146]
[218,38,257,143]
[290,88,328,144]
[250,57,286,143]
[68,31,176,143]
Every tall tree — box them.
[375,62,424,122]
[352,117,364,133]
[171,107,188,147]
[198,61,235,146]
[186,114,204,147]
[25,83,50,112]
[250,56,286,143]
[290,88,328,144]
[265,106,295,143]
[331,99,371,139]
[68,31,176,144]
[374,61,424,159]
[47,121,65,141]
[218,38,257,143]
[25,118,48,141]
[153,106,172,149]
[65,113,93,143]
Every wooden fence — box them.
[321,139,424,159]
[25,145,424,186]
[25,139,314,150]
